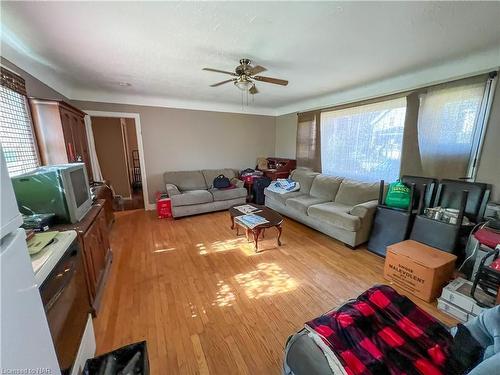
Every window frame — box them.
[0,67,41,177]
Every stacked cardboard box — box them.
[384,240,456,302]
[437,278,495,322]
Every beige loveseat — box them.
[164,169,246,217]
[264,169,381,247]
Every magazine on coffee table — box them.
[235,214,269,229]
[233,204,261,214]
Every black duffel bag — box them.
[213,174,231,189]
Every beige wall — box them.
[91,117,131,198]
[275,112,297,159]
[73,100,276,205]
[476,81,500,202]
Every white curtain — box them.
[83,115,103,182]
[320,97,407,182]
[417,81,486,179]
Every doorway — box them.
[85,112,147,211]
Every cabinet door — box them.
[96,209,110,257]
[82,220,106,296]
[77,117,93,181]
[60,109,77,162]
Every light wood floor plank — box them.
[93,209,458,374]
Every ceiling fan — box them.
[203,58,288,94]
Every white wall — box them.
[275,113,297,159]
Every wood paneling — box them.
[94,210,458,374]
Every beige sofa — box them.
[164,169,246,217]
[264,169,380,247]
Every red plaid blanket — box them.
[305,285,461,375]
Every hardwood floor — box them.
[93,209,458,374]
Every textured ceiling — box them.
[1,1,500,115]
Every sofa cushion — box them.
[164,170,207,191]
[285,195,330,215]
[308,202,361,232]
[310,175,344,201]
[202,169,237,188]
[334,179,380,206]
[210,187,247,201]
[170,190,213,207]
[264,188,304,205]
[290,168,320,194]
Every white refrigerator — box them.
[0,147,60,373]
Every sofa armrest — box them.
[231,177,244,189]
[165,183,181,197]
[349,200,378,219]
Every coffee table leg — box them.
[276,225,282,246]
[230,215,235,230]
[253,228,261,251]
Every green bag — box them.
[384,180,411,209]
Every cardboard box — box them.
[440,277,494,315]
[384,240,457,302]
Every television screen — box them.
[70,169,89,207]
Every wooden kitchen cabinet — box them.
[92,183,115,229]
[54,200,112,315]
[29,98,93,182]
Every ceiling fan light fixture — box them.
[234,79,252,91]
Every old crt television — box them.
[11,163,92,224]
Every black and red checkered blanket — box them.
[305,285,461,375]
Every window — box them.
[320,97,407,181]
[417,80,490,179]
[296,112,320,171]
[0,71,39,176]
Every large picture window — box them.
[320,97,407,182]
[0,80,39,176]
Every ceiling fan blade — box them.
[210,78,236,87]
[249,85,259,95]
[249,65,267,75]
[253,75,288,86]
[203,67,237,76]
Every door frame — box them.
[83,111,151,210]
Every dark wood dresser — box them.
[258,157,296,180]
[53,200,112,315]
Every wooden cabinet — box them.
[54,200,112,314]
[92,183,115,229]
[29,98,93,182]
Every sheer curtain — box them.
[417,80,487,179]
[320,97,407,181]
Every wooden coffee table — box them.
[228,204,284,251]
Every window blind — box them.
[0,84,39,176]
[320,97,407,181]
[417,79,489,179]
[296,112,321,171]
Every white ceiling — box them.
[1,1,500,115]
